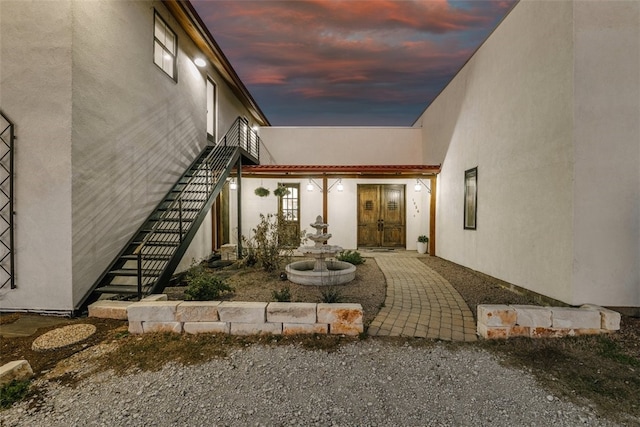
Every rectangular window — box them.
[207,78,217,141]
[278,183,300,247]
[154,11,177,80]
[464,167,477,230]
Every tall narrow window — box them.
[154,12,177,80]
[464,167,478,230]
[207,78,217,141]
[278,183,300,247]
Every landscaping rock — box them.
[0,360,33,386]
[218,301,267,323]
[31,324,97,351]
[88,300,131,320]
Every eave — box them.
[238,164,441,179]
[164,0,270,126]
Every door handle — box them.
[377,219,384,231]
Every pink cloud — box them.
[192,0,516,124]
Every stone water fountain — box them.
[285,215,356,286]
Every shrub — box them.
[0,380,30,409]
[336,250,365,265]
[241,213,301,272]
[184,265,233,301]
[319,286,342,303]
[272,286,292,302]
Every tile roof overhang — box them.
[238,164,441,178]
[166,1,270,126]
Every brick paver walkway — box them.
[368,254,477,341]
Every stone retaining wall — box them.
[477,304,620,339]
[117,301,363,336]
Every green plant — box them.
[336,250,365,265]
[273,186,290,197]
[184,265,234,301]
[272,286,292,302]
[0,380,30,409]
[254,187,270,197]
[418,235,429,243]
[241,213,299,272]
[320,286,342,303]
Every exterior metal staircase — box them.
[82,117,259,306]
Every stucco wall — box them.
[415,1,576,303]
[0,0,258,311]
[70,0,258,307]
[0,0,74,311]
[230,177,430,252]
[260,127,423,166]
[571,1,640,307]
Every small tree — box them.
[241,213,301,272]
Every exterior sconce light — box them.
[306,178,322,192]
[194,57,206,68]
[414,178,431,193]
[229,178,237,190]
[327,178,343,193]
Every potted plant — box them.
[273,185,290,198]
[417,235,429,254]
[254,186,270,197]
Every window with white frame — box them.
[154,12,177,80]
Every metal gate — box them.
[0,111,15,289]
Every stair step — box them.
[132,241,180,247]
[95,285,148,295]
[157,207,200,212]
[164,197,207,203]
[141,228,181,234]
[122,254,172,261]
[149,218,194,224]
[110,268,164,277]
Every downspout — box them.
[236,157,242,259]
[322,176,328,231]
[429,176,437,255]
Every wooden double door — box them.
[357,184,405,248]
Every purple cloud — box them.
[191,0,515,125]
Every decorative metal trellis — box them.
[0,111,15,289]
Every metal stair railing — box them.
[222,116,260,161]
[131,145,236,297]
[130,117,261,298]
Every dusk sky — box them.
[191,0,516,126]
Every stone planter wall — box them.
[477,304,620,339]
[121,301,363,336]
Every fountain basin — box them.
[286,260,356,286]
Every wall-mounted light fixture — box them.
[229,178,237,190]
[414,178,431,193]
[306,178,322,192]
[194,57,206,68]
[327,178,344,193]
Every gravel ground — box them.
[2,340,618,427]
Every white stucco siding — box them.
[69,0,256,307]
[260,127,423,165]
[0,0,74,311]
[572,1,640,307]
[232,178,430,252]
[418,1,576,303]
